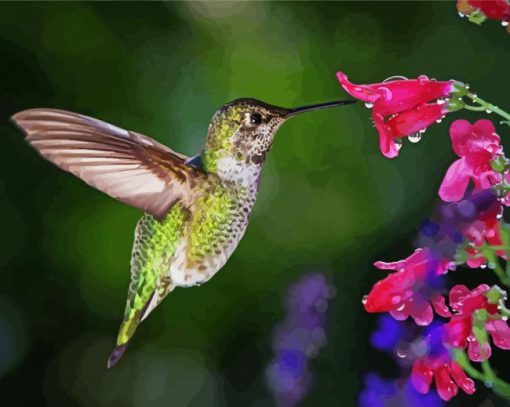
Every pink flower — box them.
[439,120,502,202]
[444,284,510,361]
[411,323,475,401]
[412,354,475,401]
[337,72,457,158]
[363,249,452,326]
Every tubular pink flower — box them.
[439,120,502,202]
[411,352,475,401]
[337,72,456,158]
[364,249,452,326]
[444,284,510,362]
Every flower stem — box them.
[455,349,510,400]
[465,93,510,126]
[492,261,510,288]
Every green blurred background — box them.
[1,1,510,405]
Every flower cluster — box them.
[265,273,335,407]
[339,72,510,402]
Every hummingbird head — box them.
[202,97,354,184]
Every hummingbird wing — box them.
[11,108,207,220]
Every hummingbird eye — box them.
[249,113,262,125]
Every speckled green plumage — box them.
[203,104,244,172]
[116,203,188,345]
[188,184,241,262]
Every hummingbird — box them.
[11,97,354,368]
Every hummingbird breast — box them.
[168,180,257,287]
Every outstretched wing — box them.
[11,108,208,219]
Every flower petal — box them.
[386,103,446,137]
[372,111,399,159]
[439,159,471,202]
[431,294,452,318]
[336,72,382,103]
[434,365,458,401]
[449,120,472,157]
[411,359,434,394]
[448,285,471,312]
[468,337,492,362]
[486,319,510,350]
[448,361,475,395]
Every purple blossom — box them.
[265,273,335,406]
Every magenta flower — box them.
[439,120,502,202]
[412,354,475,401]
[363,249,452,326]
[444,284,510,361]
[337,72,457,158]
[411,324,475,401]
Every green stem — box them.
[465,93,510,125]
[492,261,510,288]
[455,350,510,399]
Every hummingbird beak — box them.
[285,100,356,118]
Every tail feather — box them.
[107,343,129,369]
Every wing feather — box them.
[11,108,208,219]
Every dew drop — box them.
[502,315,508,321]
[383,75,408,83]
[480,263,487,269]
[391,295,402,305]
[486,109,492,114]
[364,102,374,109]
[437,99,446,105]
[408,133,422,143]
[503,21,509,27]
[362,295,368,305]
[396,304,405,311]
[395,141,403,151]
[458,11,465,17]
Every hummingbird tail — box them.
[107,342,130,369]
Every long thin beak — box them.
[286,100,356,118]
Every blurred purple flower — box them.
[265,273,335,407]
[359,373,444,407]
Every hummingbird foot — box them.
[107,342,129,369]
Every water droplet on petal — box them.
[502,315,508,321]
[502,21,509,27]
[395,140,403,151]
[481,263,487,269]
[383,75,408,83]
[362,295,368,305]
[391,295,402,305]
[408,133,422,143]
[396,304,405,311]
[364,102,374,109]
[437,99,446,105]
